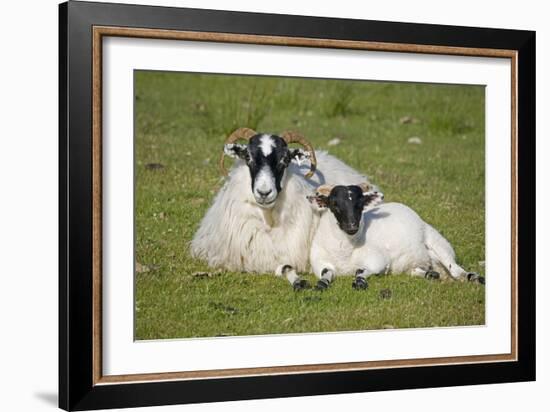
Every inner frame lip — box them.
[91,24,518,386]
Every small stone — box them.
[190,198,205,206]
[382,324,395,329]
[136,262,149,273]
[399,116,419,124]
[407,136,422,144]
[193,271,211,278]
[327,138,341,146]
[136,262,159,273]
[158,212,166,220]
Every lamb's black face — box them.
[326,186,367,235]
[308,185,384,235]
[224,134,309,208]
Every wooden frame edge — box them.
[94,26,517,58]
[511,51,519,361]
[92,27,103,385]
[91,25,519,386]
[97,353,514,385]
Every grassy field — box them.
[134,71,485,340]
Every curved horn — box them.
[280,130,317,178]
[219,128,257,176]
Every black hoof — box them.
[425,270,440,280]
[352,277,368,290]
[314,279,330,291]
[293,279,311,291]
[467,273,485,285]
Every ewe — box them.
[307,184,484,290]
[190,128,374,289]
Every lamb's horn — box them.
[316,184,333,197]
[280,130,317,179]
[357,182,373,194]
[219,127,257,176]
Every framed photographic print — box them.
[59,1,535,410]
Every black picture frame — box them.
[59,1,535,410]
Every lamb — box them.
[307,183,485,290]
[190,128,374,289]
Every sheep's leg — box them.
[310,244,337,291]
[353,250,388,290]
[275,264,310,290]
[352,268,376,290]
[410,267,440,280]
[352,267,380,291]
[426,248,485,284]
[314,268,336,291]
[311,259,336,291]
[424,225,485,285]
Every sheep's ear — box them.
[224,143,249,159]
[358,182,373,195]
[316,184,333,197]
[307,194,329,211]
[307,185,333,211]
[289,148,311,166]
[362,191,384,210]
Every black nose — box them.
[257,189,272,197]
[341,224,359,235]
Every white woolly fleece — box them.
[190,151,372,273]
[310,202,469,279]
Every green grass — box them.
[134,71,485,340]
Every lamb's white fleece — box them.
[190,151,372,273]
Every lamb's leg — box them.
[314,268,336,291]
[425,249,484,284]
[275,264,310,290]
[424,225,485,284]
[352,268,376,290]
[410,267,440,280]
[310,244,337,291]
[353,250,388,290]
[311,258,336,291]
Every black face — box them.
[226,134,308,207]
[325,186,367,235]
[247,134,291,199]
[308,185,383,235]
